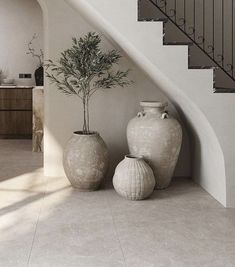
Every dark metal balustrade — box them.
[139,0,235,92]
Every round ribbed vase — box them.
[63,131,109,191]
[113,155,156,200]
[127,101,182,189]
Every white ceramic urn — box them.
[127,101,182,189]
[113,155,155,200]
[63,131,109,191]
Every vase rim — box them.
[140,101,168,108]
[125,154,143,160]
[73,131,99,136]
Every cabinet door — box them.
[0,111,32,137]
[0,88,32,138]
[0,89,32,110]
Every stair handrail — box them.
[142,0,235,84]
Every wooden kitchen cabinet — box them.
[0,86,33,139]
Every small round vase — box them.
[63,131,109,191]
[127,101,182,189]
[113,155,156,200]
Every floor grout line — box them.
[26,176,48,267]
[105,190,128,267]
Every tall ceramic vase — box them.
[63,131,109,191]
[127,101,182,189]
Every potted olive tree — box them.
[46,32,132,191]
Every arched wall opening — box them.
[0,0,44,178]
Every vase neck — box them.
[140,101,167,116]
[125,155,142,161]
[143,106,165,115]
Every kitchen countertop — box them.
[0,85,34,89]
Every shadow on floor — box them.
[0,140,43,182]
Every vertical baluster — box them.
[184,0,186,31]
[213,0,215,60]
[232,0,234,77]
[175,0,177,23]
[194,0,196,41]
[222,0,224,67]
[203,0,205,50]
[165,0,167,13]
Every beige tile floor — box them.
[0,140,235,267]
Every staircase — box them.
[139,0,235,93]
[66,0,235,207]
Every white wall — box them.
[41,0,191,182]
[0,0,43,86]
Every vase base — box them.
[72,187,100,192]
[69,183,101,192]
[155,184,170,190]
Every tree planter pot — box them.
[63,131,109,191]
[127,101,182,189]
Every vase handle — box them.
[137,111,145,118]
[161,111,169,119]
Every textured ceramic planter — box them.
[113,155,155,200]
[127,101,182,189]
[63,131,109,191]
